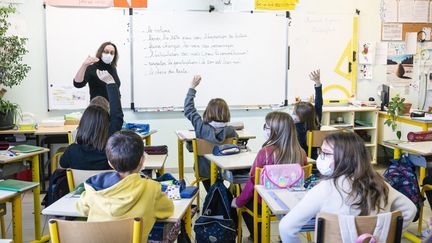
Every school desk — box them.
[385,141,432,243]
[255,185,311,243]
[143,154,167,175]
[204,151,257,185]
[175,130,256,180]
[0,184,38,243]
[0,148,50,243]
[42,191,198,239]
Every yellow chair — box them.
[191,138,235,211]
[50,131,74,172]
[49,217,143,243]
[237,164,313,243]
[306,130,339,158]
[315,211,403,243]
[66,169,113,192]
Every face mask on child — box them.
[316,154,334,176]
[101,53,114,64]
[262,123,271,140]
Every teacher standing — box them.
[73,42,121,100]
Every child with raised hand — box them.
[292,69,323,159]
[278,132,416,242]
[232,111,307,242]
[60,70,124,170]
[184,75,238,191]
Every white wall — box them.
[4,0,415,169]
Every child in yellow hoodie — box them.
[76,130,174,242]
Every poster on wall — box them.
[359,42,374,64]
[255,0,295,10]
[380,0,398,22]
[359,64,373,80]
[44,0,113,7]
[386,42,413,87]
[48,84,89,110]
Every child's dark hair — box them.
[76,105,110,151]
[105,130,144,173]
[294,102,319,131]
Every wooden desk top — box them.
[204,152,257,170]
[0,125,78,135]
[0,148,49,164]
[42,192,197,223]
[176,129,256,141]
[255,185,306,215]
[388,141,432,156]
[138,130,158,139]
[143,154,167,170]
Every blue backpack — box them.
[194,181,237,243]
[383,154,424,222]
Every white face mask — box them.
[316,154,334,176]
[101,53,114,64]
[263,127,271,141]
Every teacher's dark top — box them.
[73,61,121,100]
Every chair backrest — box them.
[193,138,236,156]
[303,164,313,179]
[66,168,113,191]
[49,217,143,243]
[307,130,340,157]
[315,211,403,243]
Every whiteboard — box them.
[132,11,288,109]
[45,6,131,110]
[289,13,354,102]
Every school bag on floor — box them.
[383,154,424,222]
[42,168,70,207]
[194,180,237,243]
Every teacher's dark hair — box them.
[95,42,119,68]
[76,105,110,151]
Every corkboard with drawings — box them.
[381,23,432,41]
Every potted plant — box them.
[384,94,406,140]
[0,5,31,130]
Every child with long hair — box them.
[279,132,416,242]
[232,111,307,242]
[60,70,124,170]
[293,70,323,159]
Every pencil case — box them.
[144,145,168,155]
[180,186,198,198]
[212,144,240,156]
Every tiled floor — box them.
[3,171,432,242]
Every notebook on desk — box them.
[9,144,43,153]
[0,179,38,192]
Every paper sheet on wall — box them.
[376,42,389,65]
[399,0,429,23]
[359,42,375,64]
[45,0,113,7]
[387,42,414,87]
[359,64,373,80]
[255,0,295,10]
[48,84,89,110]
[382,23,403,41]
[380,0,398,22]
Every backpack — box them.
[194,180,237,243]
[383,154,424,222]
[42,169,70,207]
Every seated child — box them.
[232,111,307,242]
[279,132,416,242]
[76,130,174,241]
[292,70,323,159]
[60,70,124,170]
[184,75,238,191]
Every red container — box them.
[16,169,32,182]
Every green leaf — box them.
[396,131,402,140]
